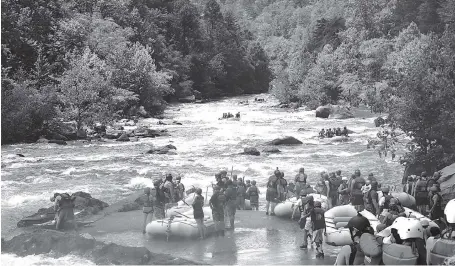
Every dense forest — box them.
[1,0,273,143]
[212,0,455,172]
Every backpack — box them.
[415,180,428,192]
[249,186,258,197]
[267,176,278,189]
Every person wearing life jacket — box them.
[319,128,326,138]
[265,169,280,216]
[154,180,166,219]
[428,185,444,222]
[338,176,350,205]
[292,194,314,249]
[245,179,251,189]
[341,126,349,136]
[426,227,442,265]
[382,217,427,265]
[379,187,393,214]
[364,181,380,216]
[224,180,237,230]
[175,175,185,202]
[246,180,260,210]
[142,187,154,234]
[192,188,205,239]
[163,174,175,205]
[351,178,366,212]
[53,192,77,230]
[380,198,402,226]
[294,168,307,199]
[428,199,455,265]
[328,172,342,208]
[426,171,441,192]
[367,173,377,182]
[413,172,429,215]
[210,185,226,237]
[311,201,327,258]
[335,213,378,265]
[403,176,415,195]
[277,172,288,201]
[236,179,246,210]
[286,182,296,199]
[232,175,238,190]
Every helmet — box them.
[299,167,305,172]
[421,171,427,177]
[252,180,256,185]
[299,190,307,196]
[336,170,342,175]
[213,185,220,191]
[389,197,399,206]
[144,187,151,194]
[444,199,455,223]
[166,173,173,180]
[347,213,371,232]
[220,170,228,176]
[420,219,429,228]
[153,180,161,187]
[393,218,424,240]
[355,169,361,177]
[176,176,181,181]
[314,201,321,208]
[274,169,281,176]
[382,187,390,193]
[342,176,348,181]
[196,188,203,195]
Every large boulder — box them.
[36,137,49,143]
[242,147,260,156]
[46,132,68,141]
[116,133,130,142]
[17,192,109,228]
[263,147,281,154]
[1,230,199,265]
[178,95,196,103]
[438,163,455,206]
[315,106,331,118]
[48,139,67,145]
[268,136,303,145]
[329,106,354,119]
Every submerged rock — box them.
[116,133,130,142]
[48,139,67,145]
[263,147,281,153]
[241,147,260,156]
[268,136,303,145]
[17,192,108,228]
[374,117,386,127]
[1,230,201,265]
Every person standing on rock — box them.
[142,187,154,234]
[192,188,205,239]
[294,168,307,199]
[210,185,226,237]
[265,169,280,216]
[246,180,260,210]
[52,192,77,230]
[225,180,237,230]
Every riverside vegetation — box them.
[2,0,455,173]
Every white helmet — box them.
[445,199,455,224]
[342,176,348,181]
[392,217,424,240]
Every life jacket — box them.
[430,192,442,208]
[155,186,166,205]
[59,193,74,208]
[429,238,455,265]
[295,173,307,183]
[348,243,366,265]
[414,180,428,196]
[267,176,278,190]
[383,194,393,209]
[365,190,377,214]
[248,186,259,197]
[329,176,342,192]
[351,189,364,205]
[237,185,246,196]
[382,243,418,265]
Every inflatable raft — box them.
[377,208,440,238]
[147,207,216,239]
[325,205,380,246]
[274,194,328,219]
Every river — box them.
[1,93,404,264]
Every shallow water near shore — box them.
[1,93,404,264]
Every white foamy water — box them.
[1,253,96,266]
[1,94,405,264]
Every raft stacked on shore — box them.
[274,194,328,218]
[324,205,380,246]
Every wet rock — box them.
[242,147,260,156]
[1,230,201,265]
[173,121,183,125]
[76,129,87,139]
[48,139,67,145]
[36,137,49,143]
[17,192,109,228]
[178,95,196,103]
[16,153,25,157]
[263,147,281,153]
[374,117,386,127]
[147,145,177,155]
[158,120,167,125]
[116,133,130,142]
[105,129,123,139]
[438,163,455,206]
[46,132,68,141]
[329,109,354,119]
[315,106,331,118]
[134,127,169,138]
[297,128,307,132]
[268,136,303,145]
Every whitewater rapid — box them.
[1,93,404,263]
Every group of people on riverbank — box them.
[319,127,349,138]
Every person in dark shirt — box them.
[224,180,237,230]
[210,185,226,237]
[192,188,205,239]
[311,201,326,258]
